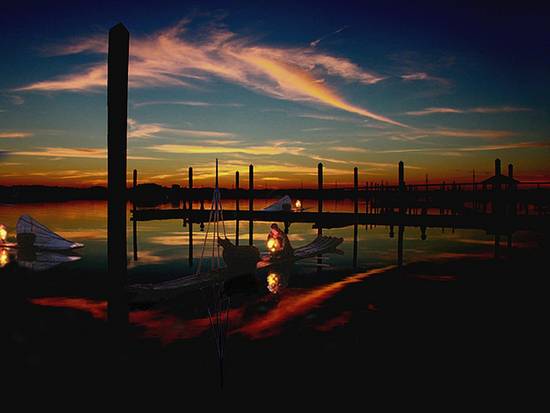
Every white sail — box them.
[16,215,84,250]
[263,195,292,211]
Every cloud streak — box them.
[11,147,163,160]
[148,142,305,156]
[0,132,32,139]
[127,118,236,139]
[17,20,404,127]
[405,106,532,116]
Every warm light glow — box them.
[267,272,281,294]
[267,237,279,252]
[295,200,302,209]
[0,225,7,242]
[0,249,8,267]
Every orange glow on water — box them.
[235,265,395,339]
[314,311,352,332]
[30,297,107,320]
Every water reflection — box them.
[17,249,81,271]
[0,248,9,267]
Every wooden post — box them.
[215,158,219,189]
[107,23,129,290]
[188,167,194,267]
[398,161,404,191]
[188,167,193,210]
[398,161,405,214]
[249,164,254,246]
[235,171,240,246]
[107,23,129,331]
[318,163,324,214]
[132,169,138,261]
[353,167,359,215]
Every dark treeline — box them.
[0,183,357,204]
[0,185,107,203]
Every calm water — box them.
[0,201,539,340]
[4,199,544,390]
[0,199,519,278]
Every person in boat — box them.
[267,223,294,258]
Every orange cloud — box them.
[148,143,305,156]
[17,21,404,127]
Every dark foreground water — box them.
[2,200,547,398]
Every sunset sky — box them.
[0,1,549,188]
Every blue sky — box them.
[1,1,549,187]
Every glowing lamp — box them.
[267,237,280,252]
[295,200,302,210]
[0,225,7,243]
[0,249,8,267]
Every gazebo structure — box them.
[482,159,520,190]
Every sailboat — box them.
[1,215,84,250]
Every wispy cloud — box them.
[0,132,32,139]
[310,26,349,48]
[17,20,404,127]
[331,146,369,153]
[127,118,237,139]
[297,113,360,122]
[400,72,449,85]
[388,128,518,141]
[132,100,243,108]
[11,147,163,160]
[148,142,305,156]
[378,141,549,154]
[405,106,532,116]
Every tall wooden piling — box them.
[398,161,405,191]
[188,167,193,210]
[249,164,254,246]
[318,163,324,213]
[107,23,129,330]
[398,161,405,214]
[107,23,129,290]
[235,171,240,245]
[132,169,138,261]
[317,163,323,238]
[353,167,359,214]
[188,166,194,266]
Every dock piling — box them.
[249,164,254,246]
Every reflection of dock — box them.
[132,208,549,232]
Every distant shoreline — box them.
[0,184,359,204]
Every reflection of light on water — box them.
[236,265,396,339]
[267,272,281,294]
[30,297,107,320]
[0,249,9,267]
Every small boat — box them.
[128,235,343,302]
[263,195,292,211]
[14,215,84,250]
